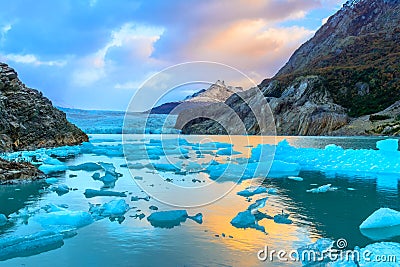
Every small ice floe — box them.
[134,176,143,180]
[0,214,8,226]
[69,162,102,172]
[149,205,159,211]
[359,208,400,240]
[237,186,267,197]
[147,210,203,229]
[247,197,268,213]
[39,164,67,175]
[50,184,70,196]
[33,207,93,229]
[131,195,150,202]
[287,176,304,181]
[230,210,265,233]
[273,212,293,224]
[306,184,338,193]
[347,187,356,191]
[297,238,334,265]
[216,148,241,156]
[131,213,145,220]
[89,199,130,220]
[8,206,41,223]
[0,230,65,261]
[45,178,59,184]
[83,189,126,198]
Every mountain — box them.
[177,0,400,136]
[0,62,88,152]
[148,80,245,115]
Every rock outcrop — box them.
[177,0,400,136]
[150,80,245,115]
[0,62,88,151]
[0,158,44,184]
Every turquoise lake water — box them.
[0,134,399,266]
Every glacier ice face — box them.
[376,138,398,152]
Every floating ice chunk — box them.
[188,213,203,224]
[247,197,268,213]
[237,186,267,197]
[186,162,203,172]
[266,188,278,195]
[216,148,241,156]
[288,176,304,181]
[43,157,63,165]
[297,238,334,265]
[42,203,68,213]
[92,172,101,180]
[150,163,181,172]
[39,164,67,175]
[99,173,118,188]
[359,208,400,240]
[358,242,400,266]
[131,195,150,201]
[230,210,265,233]
[149,205,158,211]
[0,230,64,261]
[69,162,102,171]
[273,213,293,224]
[0,214,7,226]
[307,184,338,193]
[376,139,399,152]
[89,199,130,219]
[126,163,145,169]
[50,184,69,196]
[45,178,59,184]
[83,189,127,198]
[33,210,93,229]
[147,210,202,229]
[347,187,356,191]
[269,161,301,177]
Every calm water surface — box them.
[0,134,399,267]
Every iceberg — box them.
[307,184,338,193]
[50,184,70,196]
[39,164,67,175]
[359,208,400,240]
[376,138,398,152]
[0,230,64,261]
[0,214,7,226]
[273,213,293,224]
[237,186,267,197]
[147,210,203,229]
[69,162,102,172]
[83,189,127,198]
[247,197,268,213]
[33,210,94,229]
[230,210,265,233]
[89,199,130,219]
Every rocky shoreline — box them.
[0,62,89,183]
[0,158,44,185]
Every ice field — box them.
[0,133,399,266]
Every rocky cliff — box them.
[177,0,400,136]
[0,62,88,151]
[150,80,245,115]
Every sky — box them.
[0,0,346,111]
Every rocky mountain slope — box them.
[149,80,245,114]
[0,62,88,151]
[177,0,400,136]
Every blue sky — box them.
[0,0,345,111]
